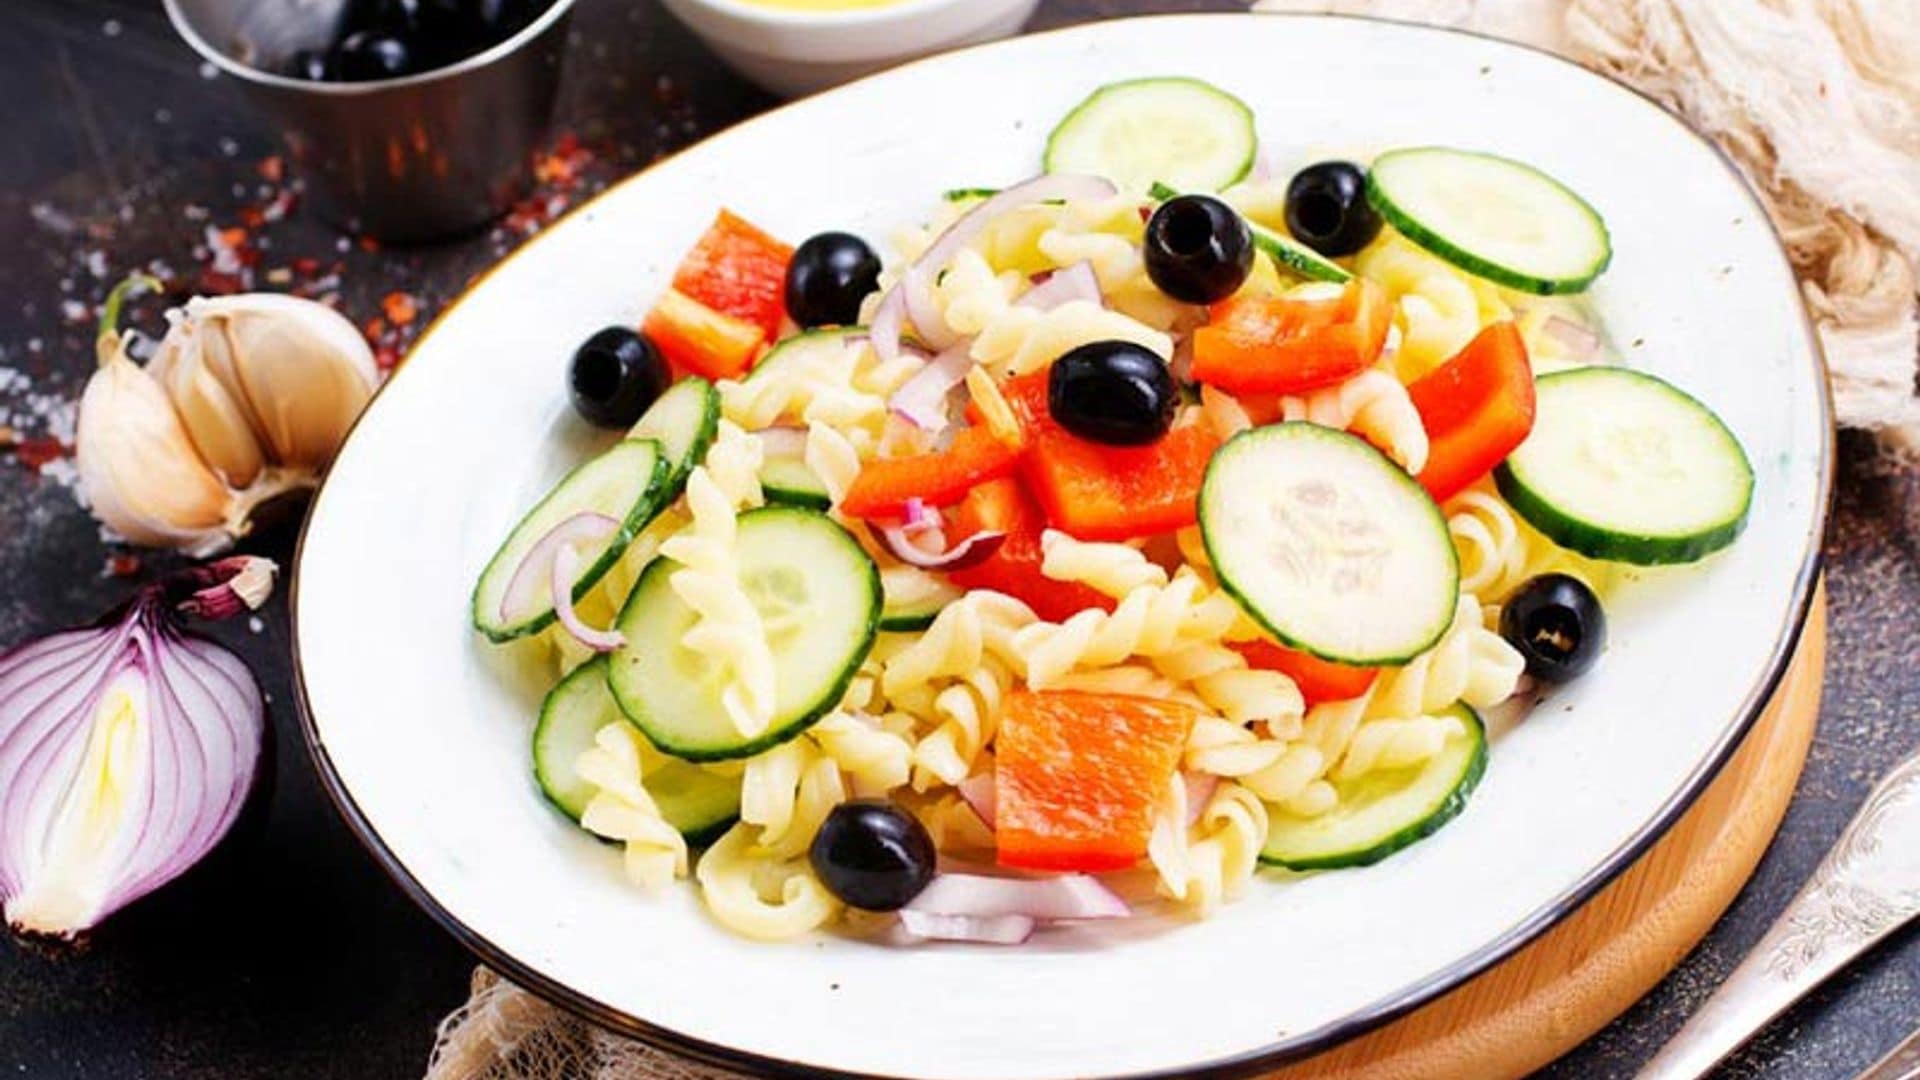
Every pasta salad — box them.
[470,77,1755,944]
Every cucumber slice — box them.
[534,657,741,843]
[758,455,831,511]
[1045,77,1257,194]
[1366,147,1611,295]
[629,376,720,494]
[1149,182,1350,284]
[1202,424,1458,666]
[1495,367,1753,565]
[470,439,670,642]
[745,326,866,387]
[609,506,881,761]
[1260,704,1487,870]
[878,566,963,632]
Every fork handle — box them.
[1636,752,1920,1080]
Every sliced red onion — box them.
[1183,773,1219,827]
[1540,314,1601,361]
[899,909,1035,945]
[1017,261,1101,312]
[550,545,624,653]
[870,173,1118,361]
[957,773,997,828]
[0,559,271,939]
[869,523,1005,571]
[755,426,808,460]
[887,342,974,433]
[498,511,622,626]
[899,497,938,538]
[907,872,1131,921]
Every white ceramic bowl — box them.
[294,14,1830,1080]
[657,0,1040,97]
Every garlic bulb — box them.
[75,278,379,555]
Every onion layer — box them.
[0,557,275,939]
[906,872,1131,922]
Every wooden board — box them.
[1271,584,1828,1080]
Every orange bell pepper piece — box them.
[1407,321,1536,503]
[1191,278,1393,395]
[642,289,765,382]
[839,425,1023,520]
[671,210,793,340]
[947,478,1115,623]
[1231,639,1380,707]
[995,690,1197,872]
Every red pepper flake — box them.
[374,344,402,371]
[363,316,387,341]
[219,227,249,249]
[106,553,143,578]
[292,256,322,276]
[381,291,418,327]
[238,205,266,228]
[12,436,69,471]
[257,155,285,183]
[358,234,381,253]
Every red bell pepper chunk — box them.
[642,289,765,382]
[996,690,1197,872]
[1231,639,1380,707]
[1191,278,1393,394]
[1002,373,1221,542]
[671,210,793,340]
[839,425,1023,520]
[948,478,1115,623]
[1407,321,1536,503]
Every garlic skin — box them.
[75,344,239,556]
[149,294,377,475]
[76,282,381,556]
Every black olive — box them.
[1048,340,1178,446]
[568,327,670,429]
[785,232,881,328]
[1285,161,1383,257]
[1499,573,1607,682]
[808,800,936,912]
[1143,195,1254,304]
[330,29,415,81]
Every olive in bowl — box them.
[1144,194,1253,304]
[786,231,881,328]
[808,800,936,912]
[1048,340,1178,447]
[1285,160,1384,257]
[568,327,670,429]
[1499,573,1607,682]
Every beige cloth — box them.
[425,4,1920,1079]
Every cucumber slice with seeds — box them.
[534,657,741,843]
[1202,424,1457,666]
[1260,703,1487,870]
[1046,77,1257,194]
[1366,147,1611,295]
[1495,367,1753,565]
[609,506,880,761]
[470,439,670,643]
[759,455,831,511]
[1150,181,1350,284]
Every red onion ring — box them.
[898,910,1035,945]
[499,511,622,632]
[870,173,1118,361]
[868,523,1005,571]
[906,872,1131,921]
[755,426,808,460]
[886,342,974,433]
[1540,314,1601,361]
[551,544,625,653]
[1016,261,1101,312]
[957,772,997,829]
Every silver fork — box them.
[1636,747,1920,1079]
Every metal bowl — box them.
[164,0,578,242]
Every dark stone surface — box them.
[0,1,1913,1077]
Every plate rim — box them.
[289,12,1835,1079]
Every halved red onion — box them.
[0,558,272,939]
[1017,261,1101,312]
[755,426,808,460]
[498,511,622,626]
[870,173,1118,360]
[906,872,1131,921]
[957,773,997,828]
[869,523,1005,571]
[887,341,974,433]
[1541,314,1601,361]
[550,545,625,653]
[898,910,1035,945]
[1183,773,1219,827]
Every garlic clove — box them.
[179,295,377,471]
[147,312,269,488]
[75,346,240,557]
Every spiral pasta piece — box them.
[810,711,913,798]
[576,724,689,892]
[695,824,841,941]
[909,659,1014,790]
[880,591,1036,700]
[970,299,1174,378]
[1370,594,1525,718]
[1280,368,1430,474]
[1040,529,1168,599]
[1355,232,1510,380]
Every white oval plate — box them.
[294,14,1829,1080]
